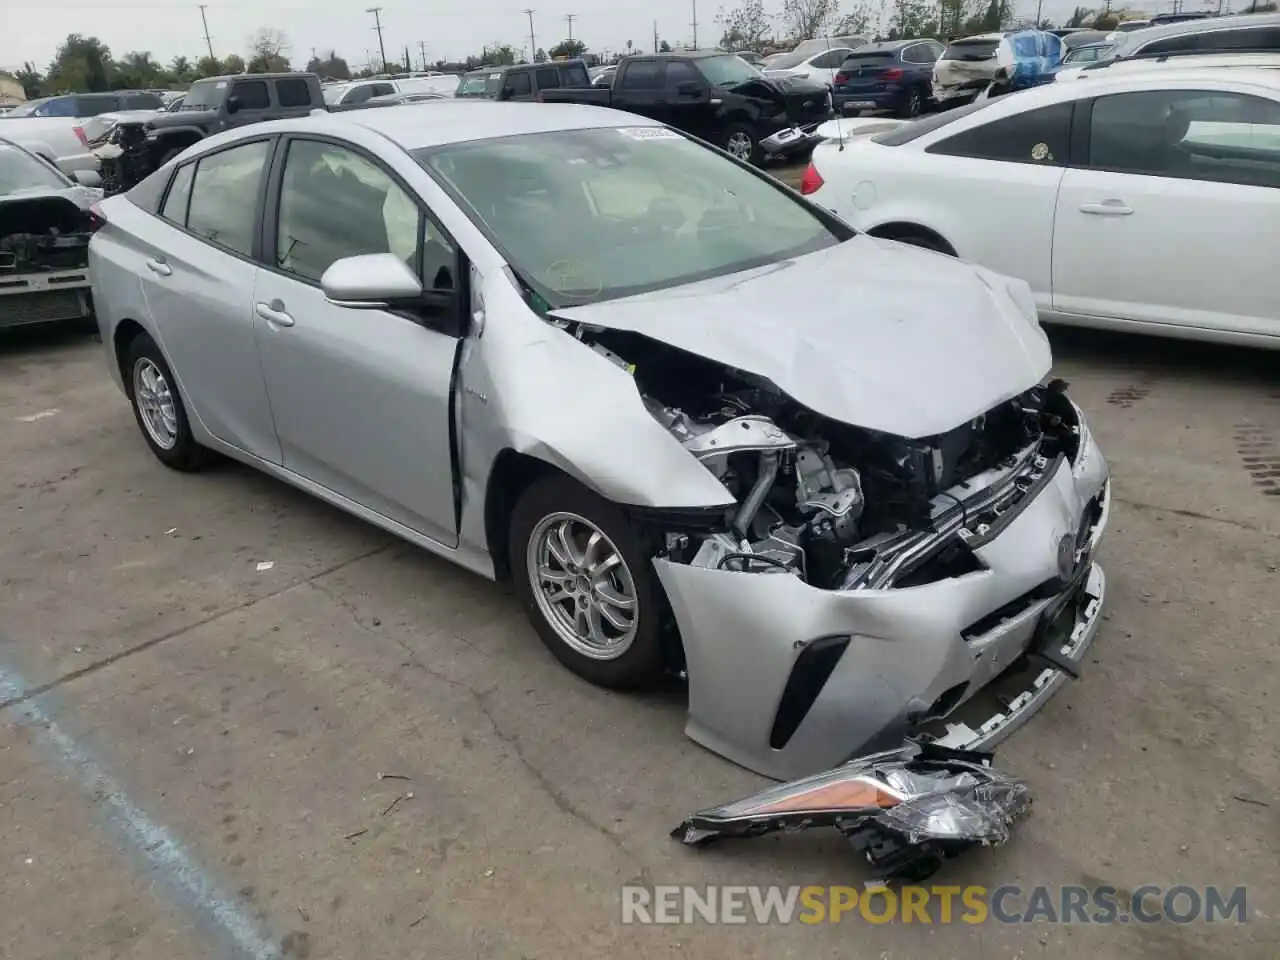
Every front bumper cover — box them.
[656,429,1111,781]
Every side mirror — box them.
[225,95,242,115]
[320,253,424,309]
[72,168,102,188]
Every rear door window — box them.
[620,60,662,89]
[810,49,849,69]
[508,71,533,96]
[927,101,1073,165]
[535,68,561,90]
[901,44,934,64]
[276,78,312,107]
[186,139,271,256]
[35,97,77,118]
[232,80,271,110]
[76,95,121,117]
[561,63,591,87]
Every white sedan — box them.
[802,68,1280,348]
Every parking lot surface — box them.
[1,318,1278,960]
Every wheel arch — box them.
[483,449,559,582]
[865,221,958,256]
[112,317,150,387]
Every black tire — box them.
[722,122,762,166]
[899,87,923,119]
[509,474,665,689]
[123,332,209,472]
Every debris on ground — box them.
[255,561,274,572]
[672,742,1031,883]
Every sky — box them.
[3,0,1214,75]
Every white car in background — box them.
[322,75,458,105]
[1055,50,1280,82]
[763,44,861,86]
[801,68,1280,349]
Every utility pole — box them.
[1035,0,1044,27]
[418,40,428,71]
[653,20,659,53]
[367,7,388,73]
[565,13,576,40]
[525,9,537,60]
[691,0,698,50]
[197,4,215,60]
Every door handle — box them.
[145,258,172,277]
[255,301,295,327]
[1078,200,1133,216]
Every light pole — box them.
[367,7,388,74]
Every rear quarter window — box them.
[926,101,1073,165]
[943,39,1001,61]
[562,63,590,86]
[276,78,313,107]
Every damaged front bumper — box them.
[656,430,1111,782]
[759,121,828,157]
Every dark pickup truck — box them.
[539,51,833,164]
[96,72,386,193]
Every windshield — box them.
[416,127,841,307]
[0,143,69,194]
[697,54,762,86]
[942,39,1001,61]
[457,73,503,97]
[180,79,226,110]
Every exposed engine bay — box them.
[0,197,94,274]
[570,325,1083,591]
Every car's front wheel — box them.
[124,332,208,471]
[509,474,665,689]
[722,123,761,165]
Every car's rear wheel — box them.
[509,474,665,689]
[899,87,923,118]
[124,333,208,471]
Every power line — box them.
[565,12,576,41]
[367,7,387,72]
[197,4,215,60]
[524,8,537,59]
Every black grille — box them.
[0,290,90,328]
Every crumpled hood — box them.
[551,236,1051,439]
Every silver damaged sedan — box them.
[90,103,1111,780]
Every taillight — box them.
[88,202,107,230]
[880,67,905,81]
[73,124,89,148]
[834,72,850,85]
[799,163,824,196]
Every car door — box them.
[137,138,282,462]
[661,59,716,137]
[1051,86,1280,337]
[226,78,273,128]
[919,100,1073,311]
[252,136,462,545]
[614,60,667,121]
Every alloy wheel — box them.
[133,357,179,450]
[526,512,639,661]
[726,131,754,161]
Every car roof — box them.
[278,101,662,150]
[950,33,1005,43]
[992,65,1280,107]
[847,40,915,53]
[1115,11,1280,55]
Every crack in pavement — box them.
[0,544,394,714]
[1114,496,1279,540]
[308,580,651,881]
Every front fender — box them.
[458,271,736,512]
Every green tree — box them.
[1065,6,1093,27]
[246,29,290,73]
[223,54,246,74]
[548,38,587,58]
[168,56,194,84]
[887,0,937,39]
[782,0,837,40]
[14,62,43,98]
[45,34,113,93]
[113,51,163,89]
[835,2,874,36]
[717,0,774,52]
[534,47,548,61]
[305,50,351,79]
[659,39,672,51]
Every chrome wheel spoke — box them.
[526,511,640,662]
